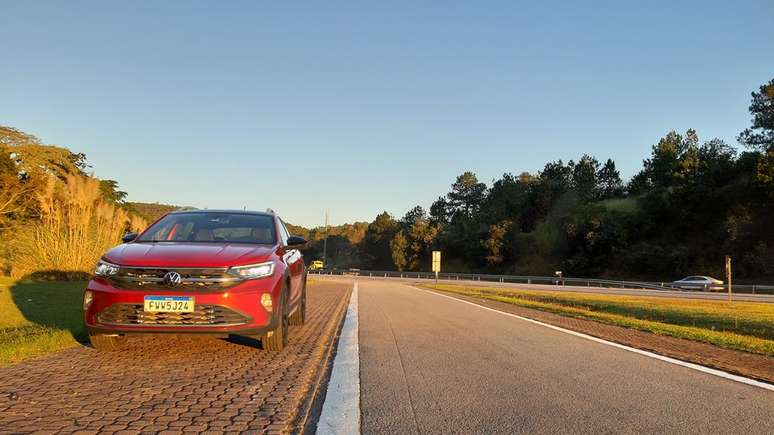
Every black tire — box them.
[262,289,289,351]
[289,282,306,326]
[89,333,128,351]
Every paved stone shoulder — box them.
[0,281,350,435]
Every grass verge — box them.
[423,284,774,356]
[0,277,86,367]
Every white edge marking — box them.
[317,282,361,434]
[414,286,774,392]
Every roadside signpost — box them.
[432,251,441,287]
[725,255,733,303]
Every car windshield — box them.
[136,212,276,244]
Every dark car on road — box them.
[83,209,307,351]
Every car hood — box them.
[103,242,276,268]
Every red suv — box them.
[83,210,307,351]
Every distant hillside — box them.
[285,222,370,269]
[127,202,186,223]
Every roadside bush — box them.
[9,174,146,278]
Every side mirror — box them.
[122,232,138,243]
[286,235,307,247]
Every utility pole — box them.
[322,211,329,268]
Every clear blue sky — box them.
[2,1,772,227]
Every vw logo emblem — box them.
[163,271,182,287]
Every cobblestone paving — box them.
[0,281,350,434]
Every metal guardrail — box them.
[309,269,774,295]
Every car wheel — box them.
[289,283,306,326]
[263,291,289,351]
[89,333,128,351]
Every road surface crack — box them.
[381,307,421,435]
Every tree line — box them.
[303,78,774,281]
[2,78,771,281]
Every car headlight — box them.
[228,261,275,279]
[94,260,120,277]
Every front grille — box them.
[109,267,240,291]
[97,303,250,327]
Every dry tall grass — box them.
[10,174,146,278]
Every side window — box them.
[278,219,289,245]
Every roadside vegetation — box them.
[426,284,774,356]
[298,78,774,283]
[0,278,85,366]
[0,127,146,278]
[0,128,149,365]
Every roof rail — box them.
[265,208,275,214]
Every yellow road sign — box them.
[432,251,441,272]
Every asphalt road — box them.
[318,274,774,303]
[356,278,774,434]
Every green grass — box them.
[0,277,86,366]
[425,284,774,356]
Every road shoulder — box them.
[0,281,352,434]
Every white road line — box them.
[415,286,774,392]
[317,282,361,435]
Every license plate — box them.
[144,296,194,313]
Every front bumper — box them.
[84,274,283,337]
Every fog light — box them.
[83,290,93,311]
[260,293,273,312]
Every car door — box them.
[278,219,303,306]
